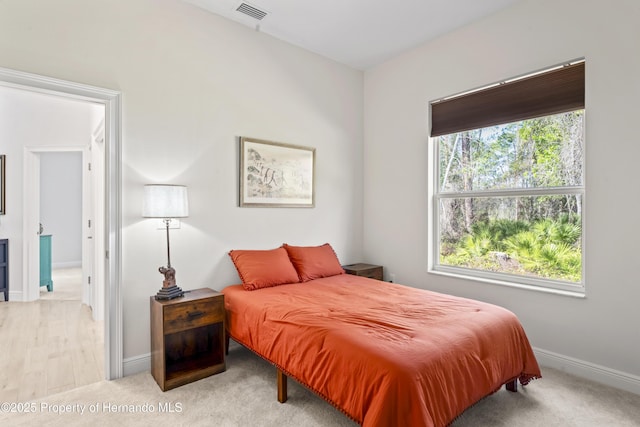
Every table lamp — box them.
[142,184,189,300]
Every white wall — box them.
[40,151,83,268]
[363,0,640,384]
[0,86,98,300]
[0,0,364,360]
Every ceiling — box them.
[182,0,523,70]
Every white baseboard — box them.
[123,353,150,376]
[8,290,24,301]
[534,347,640,395]
[53,261,82,269]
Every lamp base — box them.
[155,284,184,300]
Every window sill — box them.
[429,267,586,299]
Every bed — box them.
[223,244,541,427]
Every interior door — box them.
[82,146,94,308]
[89,119,105,322]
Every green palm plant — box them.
[458,233,492,258]
[551,222,581,246]
[531,219,555,242]
[505,231,537,255]
[442,217,582,282]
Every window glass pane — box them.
[437,111,584,192]
[439,195,582,283]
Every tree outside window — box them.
[435,111,584,287]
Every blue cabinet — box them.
[0,239,7,301]
[40,235,53,292]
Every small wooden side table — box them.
[150,288,226,391]
[342,263,384,281]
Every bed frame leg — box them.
[506,379,518,392]
[225,332,230,355]
[277,369,288,403]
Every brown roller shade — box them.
[430,61,585,137]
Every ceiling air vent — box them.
[236,2,268,20]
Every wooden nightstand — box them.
[342,263,384,281]
[150,288,226,391]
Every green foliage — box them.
[437,110,584,283]
[470,219,529,250]
[437,111,584,228]
[441,217,582,283]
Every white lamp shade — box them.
[142,185,189,218]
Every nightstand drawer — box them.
[163,298,224,335]
[359,270,383,280]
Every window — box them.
[429,61,585,294]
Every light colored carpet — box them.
[1,341,639,426]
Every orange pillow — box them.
[229,247,300,291]
[283,243,345,282]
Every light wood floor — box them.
[0,268,104,402]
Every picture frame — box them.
[239,137,315,207]
[0,155,4,215]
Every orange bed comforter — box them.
[223,275,541,427]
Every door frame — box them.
[0,66,123,380]
[25,147,100,316]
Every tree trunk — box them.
[461,132,473,231]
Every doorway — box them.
[0,66,122,380]
[39,151,84,303]
[28,145,105,322]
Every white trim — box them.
[105,85,123,380]
[429,268,586,298]
[438,185,583,198]
[534,347,640,396]
[0,66,123,381]
[123,353,151,376]
[8,290,23,301]
[22,149,40,302]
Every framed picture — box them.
[239,137,315,207]
[0,155,4,215]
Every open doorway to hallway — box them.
[0,85,106,401]
[0,66,122,382]
[35,145,105,320]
